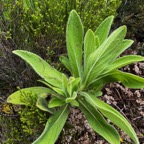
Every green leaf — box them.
[84,29,95,66]
[88,91,102,97]
[80,92,139,144]
[13,50,63,88]
[7,87,53,105]
[48,98,65,108]
[32,105,69,144]
[94,36,100,48]
[65,91,77,103]
[67,77,80,96]
[38,79,65,96]
[36,96,55,114]
[95,16,114,45]
[105,55,144,73]
[83,26,127,87]
[62,74,69,97]
[98,70,144,89]
[79,100,120,144]
[89,39,133,84]
[66,10,84,77]
[59,56,72,73]
[71,77,81,93]
[70,100,79,107]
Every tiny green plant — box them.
[7,10,144,144]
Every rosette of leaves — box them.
[7,10,144,144]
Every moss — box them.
[0,103,48,144]
[18,105,48,140]
[0,114,28,144]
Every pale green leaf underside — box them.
[13,50,63,88]
[80,92,139,144]
[79,100,120,144]
[7,87,52,105]
[33,105,69,144]
[66,10,83,77]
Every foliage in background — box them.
[6,10,144,144]
[118,0,144,42]
[0,0,122,58]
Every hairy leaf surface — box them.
[97,70,144,89]
[79,100,120,144]
[66,10,83,77]
[33,105,69,144]
[13,50,63,88]
[105,55,144,73]
[84,29,95,66]
[95,16,114,44]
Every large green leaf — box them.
[79,100,120,144]
[95,16,114,44]
[66,10,84,77]
[33,105,69,144]
[105,55,144,73]
[83,26,127,87]
[80,92,139,144]
[7,87,53,105]
[84,29,95,66]
[13,50,63,88]
[111,39,133,60]
[86,39,133,86]
[48,98,65,108]
[97,70,144,89]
